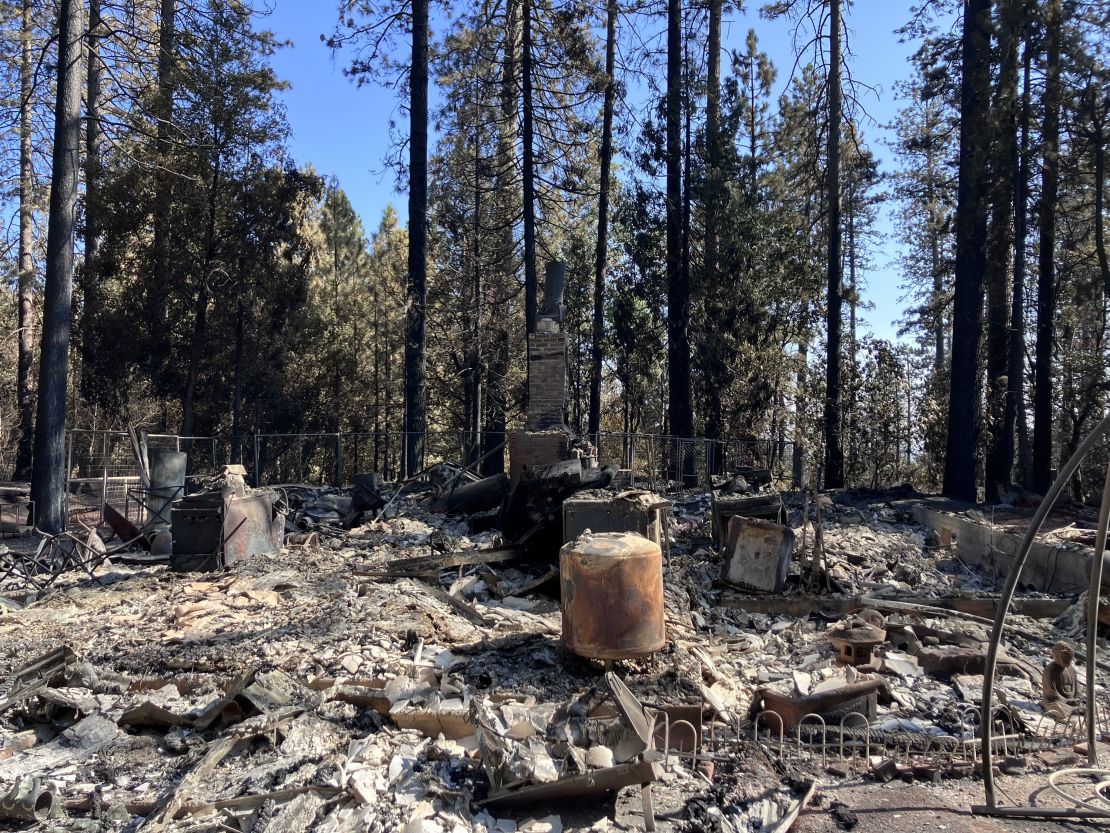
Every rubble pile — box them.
[0,482,1108,831]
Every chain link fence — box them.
[64,428,799,526]
[593,433,796,494]
[65,430,224,529]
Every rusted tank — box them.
[560,532,665,660]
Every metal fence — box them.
[65,430,226,529]
[64,428,798,525]
[594,432,796,494]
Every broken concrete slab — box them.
[914,503,1110,595]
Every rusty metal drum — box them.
[560,532,666,660]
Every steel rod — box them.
[1087,462,1110,765]
[981,410,1110,809]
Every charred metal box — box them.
[171,490,281,572]
[711,491,786,550]
[720,515,794,593]
[562,490,671,549]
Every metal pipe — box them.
[1046,767,1110,814]
[1087,461,1110,765]
[0,776,55,822]
[981,411,1110,809]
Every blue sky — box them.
[264,2,956,343]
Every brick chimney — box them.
[525,329,567,431]
[508,262,574,482]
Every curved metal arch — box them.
[981,412,1110,809]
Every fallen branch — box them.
[353,547,524,577]
[412,579,492,627]
[137,735,239,831]
[66,784,341,819]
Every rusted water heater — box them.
[560,532,666,660]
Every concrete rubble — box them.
[0,481,1109,831]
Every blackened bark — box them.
[666,0,693,479]
[481,0,518,478]
[14,0,35,481]
[588,0,616,442]
[466,120,483,465]
[1089,85,1109,299]
[794,341,809,488]
[823,0,845,489]
[31,0,83,532]
[521,0,538,335]
[403,0,429,477]
[984,0,1020,501]
[149,0,175,395]
[1032,0,1060,494]
[373,279,382,472]
[930,212,944,371]
[80,0,104,404]
[703,0,723,475]
[845,175,858,476]
[926,105,944,374]
[1009,42,1033,487]
[941,0,992,502]
[231,278,244,464]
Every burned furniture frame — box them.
[0,526,141,592]
[125,484,185,528]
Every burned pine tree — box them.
[942,0,992,502]
[31,0,84,533]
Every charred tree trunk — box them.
[481,0,518,478]
[680,29,694,466]
[588,0,616,443]
[373,280,382,473]
[930,205,944,372]
[466,119,484,466]
[845,177,858,480]
[403,0,429,477]
[984,0,1020,501]
[149,0,175,397]
[823,0,845,489]
[1013,43,1033,485]
[665,0,693,481]
[231,275,244,464]
[14,0,35,481]
[1032,0,1060,495]
[80,0,104,400]
[925,101,945,375]
[1088,83,1109,300]
[703,0,723,476]
[181,285,208,438]
[941,0,992,502]
[794,322,809,489]
[31,0,83,533]
[521,0,538,335]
